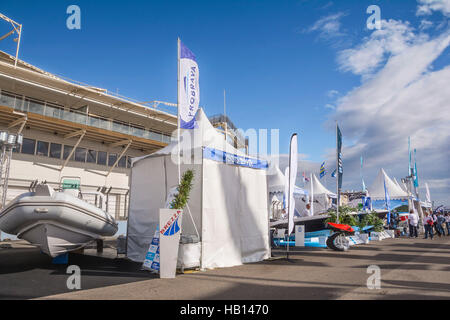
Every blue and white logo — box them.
[163,216,181,236]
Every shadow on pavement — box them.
[0,247,154,300]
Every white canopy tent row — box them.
[306,174,336,215]
[126,109,270,270]
[267,165,308,220]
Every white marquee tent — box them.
[126,109,270,269]
[306,174,336,215]
[267,165,308,219]
[368,169,409,200]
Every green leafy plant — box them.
[169,170,195,210]
[360,211,384,232]
[325,206,359,226]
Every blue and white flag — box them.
[413,149,419,188]
[178,39,200,129]
[331,169,336,178]
[384,179,391,225]
[319,162,326,179]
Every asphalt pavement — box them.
[1,235,449,300]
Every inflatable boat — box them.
[0,179,118,257]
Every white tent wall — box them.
[202,159,269,269]
[126,156,202,263]
[126,156,166,262]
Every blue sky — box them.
[1,0,449,204]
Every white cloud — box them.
[325,104,336,110]
[328,19,450,205]
[417,0,450,17]
[326,89,339,98]
[419,19,434,30]
[337,20,422,76]
[306,12,348,40]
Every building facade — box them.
[0,50,177,221]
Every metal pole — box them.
[177,38,181,185]
[310,173,314,216]
[2,147,12,207]
[224,89,227,141]
[336,122,339,223]
[14,24,22,68]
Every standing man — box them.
[408,209,418,238]
[423,212,434,240]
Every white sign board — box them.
[159,208,183,278]
[295,225,305,247]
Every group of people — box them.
[408,209,450,239]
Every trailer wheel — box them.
[326,233,350,251]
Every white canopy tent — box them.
[267,165,309,219]
[368,169,409,200]
[305,174,336,215]
[126,109,270,269]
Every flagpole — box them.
[177,38,181,184]
[336,122,339,223]
[310,173,314,216]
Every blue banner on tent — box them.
[372,199,408,210]
[203,147,268,170]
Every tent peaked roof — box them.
[310,174,335,196]
[133,108,245,164]
[267,165,308,196]
[368,168,409,200]
[267,166,286,193]
[393,178,407,192]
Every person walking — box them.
[423,212,434,240]
[445,213,450,236]
[436,213,446,236]
[431,211,441,236]
[408,209,418,238]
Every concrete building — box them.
[0,50,177,221]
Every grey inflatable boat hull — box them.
[0,185,118,257]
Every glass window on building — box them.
[21,138,36,155]
[63,145,74,160]
[75,147,86,162]
[86,149,97,163]
[36,141,49,157]
[49,143,62,159]
[108,153,117,167]
[118,155,127,168]
[97,151,107,165]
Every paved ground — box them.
[0,235,449,300]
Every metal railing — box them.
[0,89,172,144]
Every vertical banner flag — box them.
[361,155,366,191]
[425,182,431,206]
[319,162,326,179]
[178,39,200,129]
[288,134,298,236]
[408,137,412,176]
[384,179,391,225]
[284,167,289,211]
[337,125,343,189]
[413,149,419,188]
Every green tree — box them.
[169,170,195,210]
